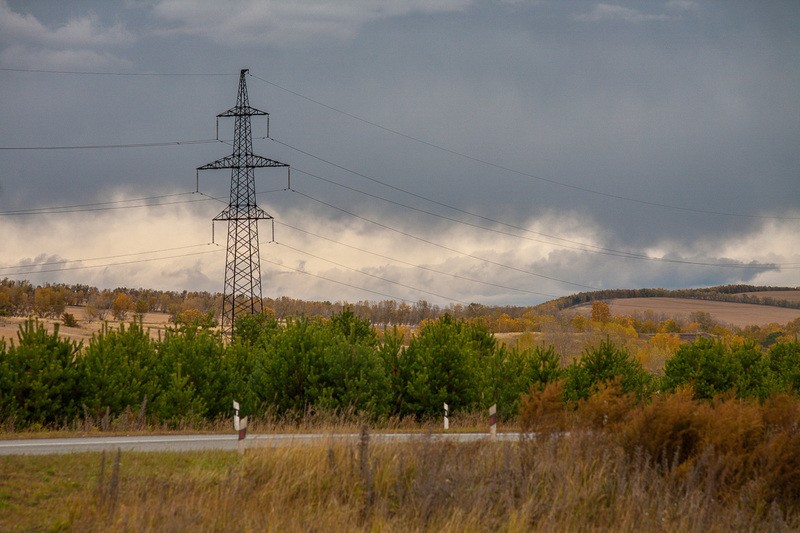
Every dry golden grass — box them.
[0,306,173,345]
[3,419,799,532]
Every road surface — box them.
[0,432,523,455]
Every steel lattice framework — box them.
[198,69,289,338]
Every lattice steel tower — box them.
[198,69,289,338]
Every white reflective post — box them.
[489,404,497,440]
[233,400,247,444]
[443,402,449,430]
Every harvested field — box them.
[0,306,172,345]
[573,294,800,328]
[739,290,800,303]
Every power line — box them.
[0,192,206,216]
[0,189,290,217]
[0,67,233,76]
[288,188,598,291]
[0,138,223,151]
[286,164,795,270]
[1,244,221,277]
[275,221,560,298]
[275,242,470,306]
[260,252,414,304]
[250,73,797,222]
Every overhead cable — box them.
[250,73,797,222]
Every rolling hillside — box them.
[570,295,800,328]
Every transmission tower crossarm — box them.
[217,105,268,117]
[213,205,273,221]
[197,154,289,170]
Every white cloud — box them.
[151,0,474,46]
[0,2,135,46]
[1,191,795,306]
[575,3,675,23]
[0,201,223,292]
[0,1,134,69]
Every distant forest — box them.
[1,279,797,325]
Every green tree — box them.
[251,313,389,418]
[767,339,800,393]
[563,338,652,402]
[81,322,159,418]
[153,326,227,421]
[396,315,489,418]
[663,338,773,400]
[252,316,328,415]
[1,319,84,426]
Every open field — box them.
[571,294,800,328]
[3,291,799,345]
[0,306,172,345]
[741,290,800,303]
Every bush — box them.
[768,340,800,393]
[81,322,159,420]
[61,312,78,328]
[518,380,568,434]
[663,338,774,400]
[0,319,84,426]
[251,312,390,419]
[563,338,653,402]
[395,315,489,418]
[153,326,227,421]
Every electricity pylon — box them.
[198,69,289,339]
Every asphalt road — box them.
[0,432,522,455]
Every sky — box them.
[0,0,798,308]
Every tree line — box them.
[1,309,799,430]
[2,279,797,332]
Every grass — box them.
[2,424,799,532]
[3,393,800,531]
[0,406,505,440]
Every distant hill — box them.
[535,285,800,328]
[570,297,800,328]
[534,285,800,315]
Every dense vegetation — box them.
[1,308,799,431]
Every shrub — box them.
[395,315,488,418]
[767,340,800,393]
[251,313,390,419]
[619,387,710,470]
[576,376,639,430]
[153,326,227,421]
[1,319,84,426]
[81,322,159,419]
[61,312,79,328]
[663,338,775,400]
[518,380,569,434]
[563,338,653,402]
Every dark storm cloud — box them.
[0,0,797,303]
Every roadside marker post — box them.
[444,403,449,430]
[489,404,497,440]
[233,401,248,453]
